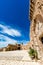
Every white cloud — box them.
[0,24,21,37]
[0,24,22,48]
[0,34,17,48]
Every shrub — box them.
[28,47,38,60]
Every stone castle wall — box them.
[30,0,43,59]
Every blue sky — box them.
[0,0,30,48]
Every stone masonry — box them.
[30,0,43,60]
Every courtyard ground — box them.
[0,50,42,65]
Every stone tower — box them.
[30,0,43,59]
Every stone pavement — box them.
[0,60,40,65]
[0,50,42,65]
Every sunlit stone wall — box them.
[30,0,43,59]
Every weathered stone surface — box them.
[30,0,43,60]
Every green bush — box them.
[28,47,38,60]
